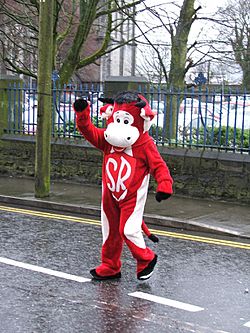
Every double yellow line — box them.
[149,228,250,250]
[0,205,100,226]
[1,205,250,250]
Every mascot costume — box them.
[73,91,173,281]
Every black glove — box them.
[148,234,159,243]
[155,192,171,202]
[73,99,88,112]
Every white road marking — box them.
[244,321,250,328]
[128,291,204,312]
[0,257,91,283]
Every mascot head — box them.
[99,91,155,149]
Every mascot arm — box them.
[73,99,105,151]
[146,141,173,201]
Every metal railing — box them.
[3,83,250,154]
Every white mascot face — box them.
[104,111,139,148]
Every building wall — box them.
[100,2,136,81]
[0,136,249,203]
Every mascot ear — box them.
[99,97,114,120]
[100,103,114,120]
[136,95,156,119]
[136,94,156,133]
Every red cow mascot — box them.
[73,91,173,281]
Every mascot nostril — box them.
[73,90,173,281]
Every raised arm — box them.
[73,99,106,151]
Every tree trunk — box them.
[167,0,196,140]
[35,0,54,198]
[242,66,250,91]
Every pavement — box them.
[0,175,250,239]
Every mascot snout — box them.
[104,110,139,148]
[104,122,139,148]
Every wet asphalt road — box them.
[0,205,249,333]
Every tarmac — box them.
[0,175,250,239]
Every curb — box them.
[0,195,247,238]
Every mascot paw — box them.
[155,192,171,202]
[73,98,88,112]
[148,234,159,243]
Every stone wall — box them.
[0,135,249,203]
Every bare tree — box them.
[216,0,250,90]
[136,0,201,139]
[135,1,246,89]
[136,44,170,84]
[134,0,201,89]
[0,0,38,79]
[0,0,146,84]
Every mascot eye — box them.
[124,119,129,125]
[117,118,121,123]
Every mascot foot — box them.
[137,255,158,281]
[90,269,121,281]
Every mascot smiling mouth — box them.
[113,146,126,152]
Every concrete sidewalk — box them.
[0,176,250,239]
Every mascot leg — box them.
[90,188,123,280]
[119,184,157,280]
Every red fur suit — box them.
[73,91,173,281]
